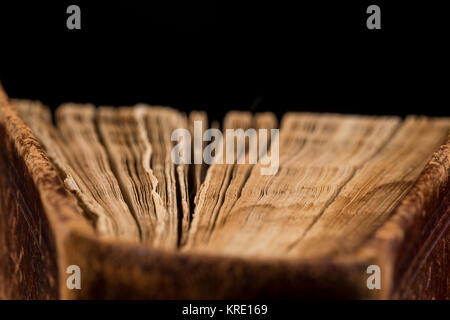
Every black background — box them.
[0,300,447,318]
[0,1,448,123]
[0,300,448,318]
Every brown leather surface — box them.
[61,232,369,299]
[0,149,58,299]
[0,96,59,299]
[0,86,93,299]
[393,190,449,299]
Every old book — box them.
[1,85,449,299]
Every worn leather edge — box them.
[358,134,450,299]
[0,85,95,299]
[393,192,449,299]
[61,232,372,299]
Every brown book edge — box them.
[0,86,95,299]
[357,133,450,299]
[0,86,448,299]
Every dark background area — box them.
[0,1,448,123]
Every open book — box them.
[14,99,450,264]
